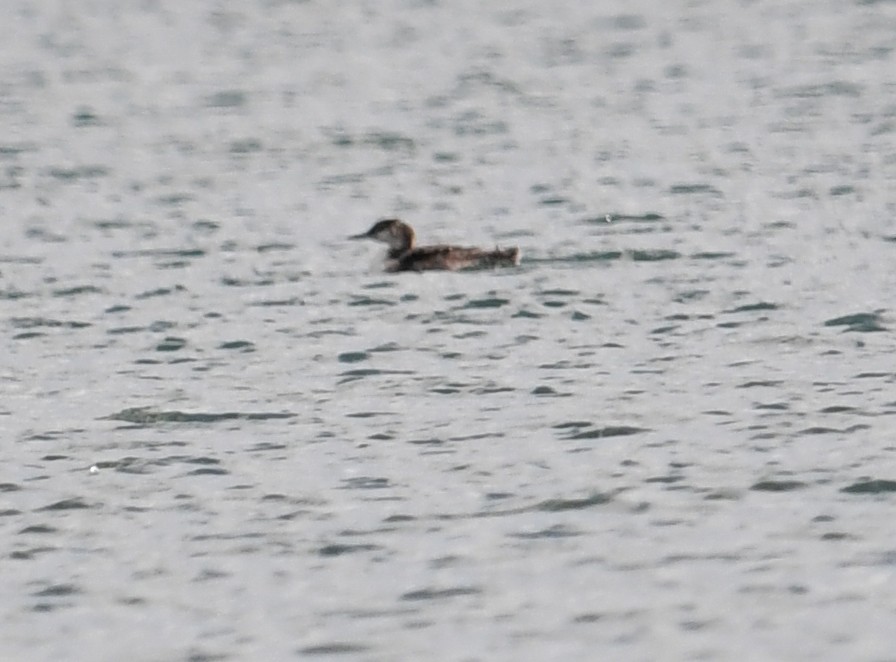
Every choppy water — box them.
[2,0,896,660]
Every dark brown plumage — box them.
[350,219,521,272]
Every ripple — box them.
[555,250,624,264]
[738,380,784,389]
[348,296,396,307]
[188,467,228,476]
[298,642,370,655]
[510,524,582,539]
[462,297,510,309]
[726,302,779,314]
[824,312,886,332]
[841,479,896,494]
[105,407,296,425]
[156,337,187,351]
[36,498,91,511]
[400,586,481,601]
[218,340,255,351]
[33,584,80,598]
[0,288,30,300]
[11,317,91,329]
[751,480,808,492]
[778,81,863,98]
[535,492,613,511]
[318,543,381,557]
[691,251,737,260]
[630,249,680,262]
[583,212,664,224]
[341,477,391,490]
[563,426,646,439]
[668,183,722,196]
[52,285,103,297]
[46,165,108,180]
[135,286,186,299]
[337,351,369,363]
[338,368,414,383]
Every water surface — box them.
[2,1,896,660]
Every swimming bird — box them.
[350,219,521,272]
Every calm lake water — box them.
[2,0,896,660]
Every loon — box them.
[350,219,521,272]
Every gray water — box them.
[2,0,896,660]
